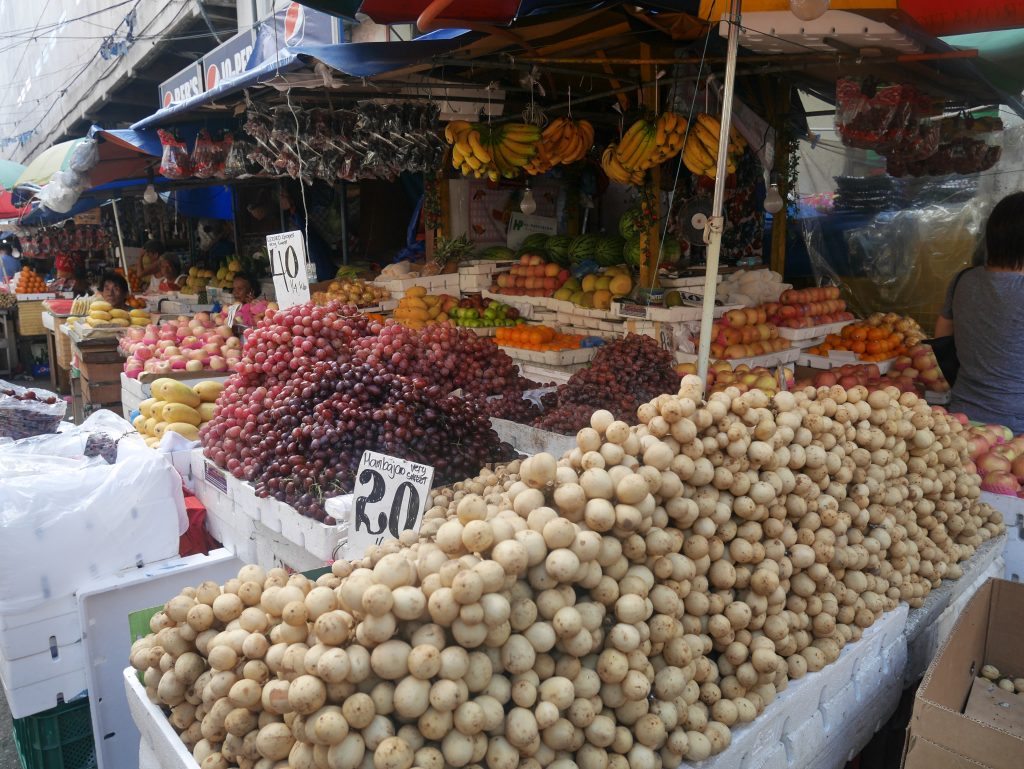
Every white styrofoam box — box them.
[659,274,722,288]
[0,594,79,662]
[79,549,244,769]
[202,501,258,565]
[234,491,346,563]
[924,390,951,405]
[776,320,852,342]
[490,418,575,458]
[498,345,598,366]
[728,10,922,56]
[375,273,460,298]
[254,521,333,572]
[780,709,827,768]
[125,668,198,769]
[613,299,738,323]
[519,363,576,386]
[797,352,895,374]
[676,347,801,369]
[0,665,88,719]
[0,638,84,690]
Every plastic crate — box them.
[12,696,97,769]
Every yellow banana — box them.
[499,137,537,159]
[444,120,471,144]
[696,112,722,136]
[684,137,714,172]
[729,125,747,149]
[464,154,483,171]
[502,124,541,142]
[692,122,721,155]
[617,120,649,160]
[454,137,474,159]
[621,130,655,170]
[542,117,567,140]
[468,131,492,164]
[655,120,668,148]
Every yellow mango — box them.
[109,309,130,320]
[139,398,157,418]
[192,381,224,403]
[197,403,218,422]
[152,421,169,439]
[129,309,149,318]
[405,286,427,298]
[165,422,200,441]
[151,378,201,408]
[161,402,202,426]
[89,300,112,312]
[132,414,147,432]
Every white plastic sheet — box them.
[0,412,184,612]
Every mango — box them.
[198,403,218,422]
[151,378,201,408]
[109,309,130,320]
[139,398,157,418]
[192,381,224,403]
[161,402,202,426]
[152,421,169,439]
[405,286,427,298]
[129,309,149,318]
[165,422,200,441]
[132,414,147,432]
[89,300,112,312]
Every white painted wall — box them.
[0,1,203,164]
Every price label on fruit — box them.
[266,230,310,309]
[348,451,435,557]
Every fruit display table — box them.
[121,535,1008,769]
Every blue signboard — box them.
[159,63,204,109]
[202,29,257,92]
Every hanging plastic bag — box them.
[69,137,100,173]
[191,129,217,178]
[213,133,233,178]
[158,128,192,179]
[38,170,85,214]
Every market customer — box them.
[0,242,18,283]
[98,271,130,311]
[935,191,1024,432]
[230,272,268,328]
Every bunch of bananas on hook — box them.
[682,112,748,178]
[524,117,595,175]
[601,111,689,185]
[445,120,542,181]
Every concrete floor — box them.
[0,688,22,769]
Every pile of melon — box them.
[133,378,223,447]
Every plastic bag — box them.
[836,78,914,153]
[191,129,231,179]
[69,138,100,173]
[0,380,66,439]
[158,129,192,179]
[0,411,184,612]
[39,170,85,214]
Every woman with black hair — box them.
[98,271,130,311]
[935,191,1024,431]
[230,272,269,328]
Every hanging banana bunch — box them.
[601,111,689,185]
[525,117,595,175]
[445,120,541,181]
[682,112,748,178]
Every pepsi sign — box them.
[202,29,257,92]
[159,63,204,109]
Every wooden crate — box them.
[55,328,73,370]
[16,301,45,336]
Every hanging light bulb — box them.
[789,0,829,21]
[143,183,158,205]
[520,186,537,216]
[764,184,784,214]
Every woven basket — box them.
[55,327,73,370]
[17,301,45,336]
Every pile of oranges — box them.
[806,322,907,362]
[14,266,47,294]
[495,325,584,351]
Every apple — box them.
[185,359,204,372]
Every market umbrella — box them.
[14,135,158,192]
[0,159,25,191]
[12,139,88,188]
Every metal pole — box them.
[110,199,129,277]
[695,0,742,391]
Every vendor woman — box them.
[153,254,187,292]
[98,271,131,311]
[230,272,269,328]
[935,191,1024,432]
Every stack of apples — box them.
[491,255,570,298]
[676,360,794,395]
[765,286,855,329]
[706,306,792,360]
[888,344,950,393]
[119,311,244,378]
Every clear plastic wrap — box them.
[39,170,85,214]
[0,411,185,612]
[836,78,914,153]
[158,129,192,179]
[69,138,99,173]
[0,380,66,439]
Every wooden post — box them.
[640,44,660,292]
[769,86,791,276]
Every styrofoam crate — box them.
[202,499,258,565]
[490,418,575,458]
[125,668,198,769]
[780,709,827,768]
[777,320,852,341]
[498,345,598,366]
[797,352,894,374]
[0,639,84,690]
[519,363,577,386]
[233,485,347,563]
[0,595,80,662]
[0,665,88,719]
[675,347,800,369]
[375,273,460,296]
[658,273,722,288]
[79,549,244,769]
[612,299,738,322]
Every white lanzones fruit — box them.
[133,381,1002,769]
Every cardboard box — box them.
[902,578,1024,769]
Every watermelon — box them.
[476,245,515,261]
[623,237,642,266]
[568,234,601,263]
[517,233,550,255]
[545,235,573,266]
[655,238,682,264]
[594,236,626,266]
[619,207,648,239]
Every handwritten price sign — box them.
[266,230,310,309]
[348,451,434,557]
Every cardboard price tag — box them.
[266,230,310,309]
[348,451,434,557]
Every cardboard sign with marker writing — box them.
[348,451,434,558]
[266,230,310,309]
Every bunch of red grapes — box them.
[532,334,680,435]
[201,302,519,520]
